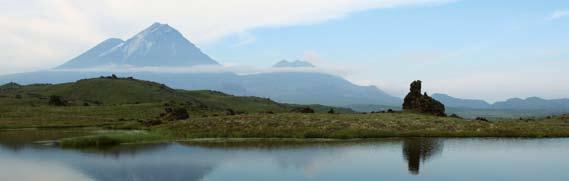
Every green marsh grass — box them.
[59,131,166,148]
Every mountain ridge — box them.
[432,93,569,111]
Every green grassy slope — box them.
[0,77,352,129]
[0,78,192,105]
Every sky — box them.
[1,0,568,102]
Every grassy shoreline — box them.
[44,112,569,148]
[155,113,569,139]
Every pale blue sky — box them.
[204,0,569,101]
[1,0,568,101]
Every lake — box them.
[1,130,568,181]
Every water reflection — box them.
[402,138,443,175]
[2,131,569,181]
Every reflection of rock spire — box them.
[402,138,443,175]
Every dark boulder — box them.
[290,107,315,114]
[48,95,68,106]
[402,80,446,116]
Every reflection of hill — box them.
[182,139,401,176]
[402,138,443,175]
[180,139,399,150]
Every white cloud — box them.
[233,32,257,47]
[546,10,569,20]
[0,0,456,75]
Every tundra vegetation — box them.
[1,77,569,148]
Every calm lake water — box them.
[1,130,568,181]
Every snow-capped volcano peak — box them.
[57,22,218,69]
[133,23,175,40]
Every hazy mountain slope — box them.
[241,72,402,106]
[493,97,569,110]
[434,93,569,111]
[57,23,218,68]
[431,93,491,109]
[57,38,125,68]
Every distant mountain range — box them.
[431,93,492,109]
[432,93,569,111]
[0,23,402,107]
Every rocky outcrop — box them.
[402,80,446,116]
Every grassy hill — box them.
[0,76,351,129]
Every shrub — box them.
[48,95,67,106]
[161,107,189,121]
[475,117,489,122]
[328,108,335,114]
[225,109,236,116]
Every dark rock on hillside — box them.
[402,80,446,116]
[290,107,315,114]
[160,107,189,121]
[48,95,68,106]
[475,117,489,122]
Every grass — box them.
[5,112,569,148]
[0,103,163,129]
[59,131,166,148]
[156,113,569,139]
